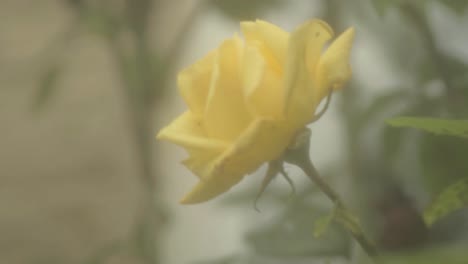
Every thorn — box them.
[253,161,280,212]
[280,166,296,199]
[310,89,333,123]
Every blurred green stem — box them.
[106,2,203,263]
[108,22,160,264]
[400,2,465,115]
[159,2,205,89]
[299,158,378,259]
[286,130,378,260]
[400,3,453,90]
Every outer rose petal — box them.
[241,20,288,71]
[180,118,295,204]
[284,19,334,128]
[182,149,219,180]
[179,167,244,204]
[178,52,216,116]
[204,36,252,141]
[157,111,228,154]
[314,27,355,102]
[242,44,284,119]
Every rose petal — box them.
[242,45,284,119]
[182,149,219,179]
[157,111,229,153]
[178,51,216,116]
[204,36,252,141]
[315,27,355,102]
[241,20,288,71]
[180,118,294,204]
[179,169,243,204]
[284,19,334,128]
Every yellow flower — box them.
[157,19,355,204]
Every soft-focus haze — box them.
[1,1,468,264]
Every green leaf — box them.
[334,207,363,237]
[386,117,468,139]
[313,209,335,238]
[424,178,468,226]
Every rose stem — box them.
[299,158,378,259]
[286,134,378,260]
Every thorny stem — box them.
[300,159,378,259]
[285,130,378,260]
[254,161,281,212]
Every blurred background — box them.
[1,0,468,263]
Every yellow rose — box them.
[157,19,355,204]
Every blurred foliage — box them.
[379,245,468,264]
[17,0,468,263]
[335,0,468,261]
[81,6,121,38]
[371,0,410,16]
[313,207,336,238]
[32,63,62,112]
[387,117,468,226]
[438,0,468,14]
[30,18,80,112]
[386,117,468,138]
[245,198,350,258]
[424,178,468,226]
[193,255,241,264]
[372,0,468,16]
[420,134,468,194]
[83,241,127,264]
[217,185,350,262]
[209,0,284,20]
[29,1,188,264]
